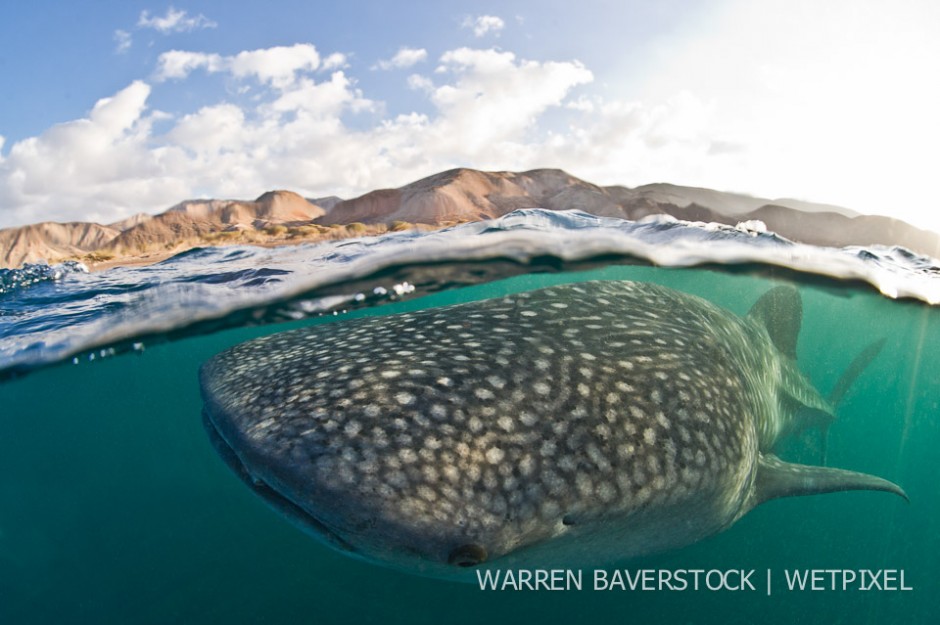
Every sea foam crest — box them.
[0,261,88,295]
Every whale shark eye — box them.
[448,543,488,567]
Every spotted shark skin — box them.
[200,280,906,579]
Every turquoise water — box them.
[1,262,935,624]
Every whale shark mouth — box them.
[201,409,358,555]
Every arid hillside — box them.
[2,168,937,269]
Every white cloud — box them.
[522,93,737,190]
[138,6,217,33]
[116,6,214,58]
[407,74,434,91]
[375,47,428,70]
[0,81,188,226]
[229,45,322,88]
[565,95,596,113]
[154,50,224,81]
[321,52,348,71]
[113,29,132,54]
[463,15,505,38]
[154,44,323,89]
[425,48,593,154]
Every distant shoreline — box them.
[80,224,441,273]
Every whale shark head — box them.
[200,280,906,579]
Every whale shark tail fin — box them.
[753,453,908,507]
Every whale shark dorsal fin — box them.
[753,454,908,507]
[747,285,802,359]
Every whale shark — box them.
[199,280,906,579]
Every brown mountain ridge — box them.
[1,168,937,269]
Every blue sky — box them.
[1,0,938,230]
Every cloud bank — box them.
[6,42,686,226]
[3,0,939,230]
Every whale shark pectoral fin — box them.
[747,285,802,359]
[828,338,887,406]
[753,454,908,507]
